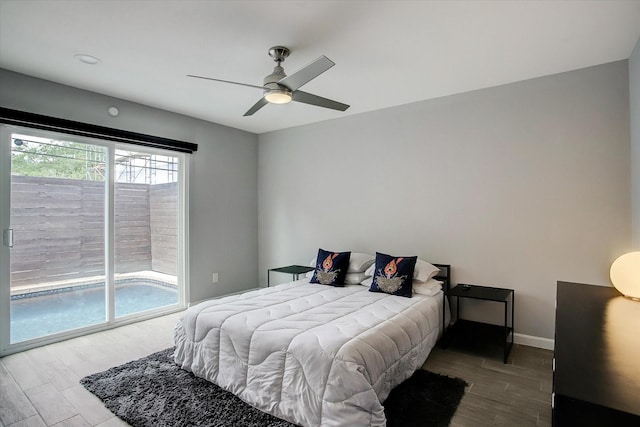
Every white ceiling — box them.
[1,0,639,135]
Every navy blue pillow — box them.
[310,249,351,286]
[369,252,417,297]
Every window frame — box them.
[0,124,189,356]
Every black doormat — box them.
[81,347,467,427]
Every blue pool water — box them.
[10,281,177,343]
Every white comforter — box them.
[174,280,445,427]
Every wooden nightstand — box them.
[445,284,515,363]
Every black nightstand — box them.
[267,265,314,287]
[445,284,514,363]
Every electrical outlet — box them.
[212,272,219,284]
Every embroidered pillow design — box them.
[369,252,417,297]
[310,249,351,286]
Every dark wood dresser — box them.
[554,281,640,426]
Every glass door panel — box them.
[113,149,179,317]
[9,133,107,343]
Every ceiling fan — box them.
[188,46,350,116]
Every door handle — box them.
[3,229,13,248]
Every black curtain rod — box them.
[0,107,198,154]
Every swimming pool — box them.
[10,279,178,343]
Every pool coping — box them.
[10,270,177,297]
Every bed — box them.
[174,253,450,427]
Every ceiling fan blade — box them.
[292,90,350,112]
[278,56,335,91]
[187,75,264,90]
[243,97,269,116]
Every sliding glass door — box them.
[7,134,108,342]
[0,125,186,353]
[114,148,180,318]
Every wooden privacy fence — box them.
[9,175,177,288]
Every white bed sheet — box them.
[174,279,447,427]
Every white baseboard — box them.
[515,333,554,350]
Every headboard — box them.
[433,263,451,335]
[432,263,451,294]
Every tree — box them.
[11,137,105,181]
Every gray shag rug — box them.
[81,347,467,427]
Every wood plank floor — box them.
[423,345,553,426]
[1,312,553,426]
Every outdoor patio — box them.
[10,175,177,294]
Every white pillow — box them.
[364,259,440,283]
[413,279,443,296]
[348,253,375,273]
[364,263,374,277]
[414,260,441,283]
[361,277,442,295]
[344,272,368,285]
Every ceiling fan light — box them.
[264,90,292,104]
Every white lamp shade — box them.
[610,251,640,300]
[264,91,292,104]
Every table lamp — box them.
[610,251,640,301]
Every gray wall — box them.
[0,69,259,303]
[258,61,631,341]
[631,38,640,248]
[2,56,633,344]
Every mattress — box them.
[174,279,446,427]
